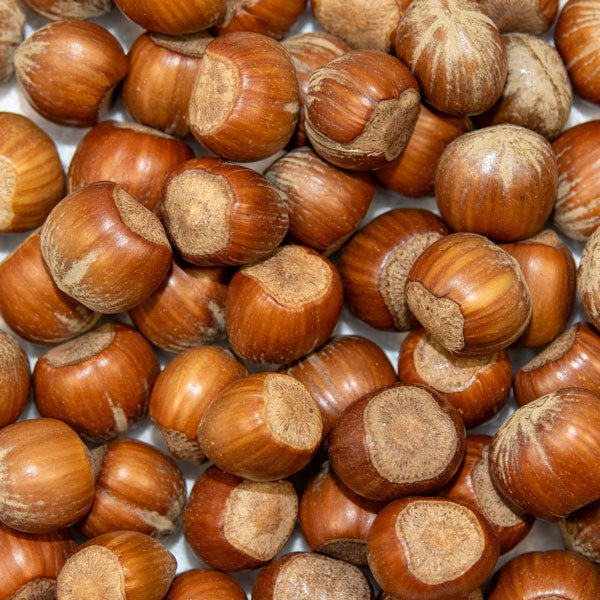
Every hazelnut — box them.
[0,418,95,533]
[381,592,482,600]
[480,33,572,140]
[189,32,299,162]
[56,531,176,600]
[0,230,100,345]
[284,335,397,436]
[183,465,298,571]
[398,327,512,428]
[552,120,600,241]
[435,125,557,241]
[0,523,75,600]
[14,21,128,127]
[395,0,507,116]
[252,552,374,600]
[578,227,600,330]
[282,32,350,147]
[213,0,306,40]
[479,0,558,34]
[560,500,600,563]
[299,462,385,565]
[305,49,420,170]
[167,569,246,600]
[198,372,323,481]
[500,230,576,347]
[488,550,600,600]
[0,0,24,82]
[0,329,30,429]
[20,0,111,20]
[374,104,472,198]
[123,32,212,137]
[339,208,449,331]
[149,346,247,462]
[310,0,411,52]
[329,383,466,501]
[406,233,532,356]
[265,147,375,255]
[514,323,600,406]
[33,322,159,442]
[367,497,499,600]
[0,112,64,232]
[114,0,225,34]
[160,157,288,266]
[40,182,172,314]
[490,387,600,520]
[226,245,343,364]
[67,120,194,212]
[79,439,186,539]
[440,435,534,554]
[555,0,600,105]
[128,260,229,354]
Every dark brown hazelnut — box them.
[560,500,600,563]
[480,0,558,34]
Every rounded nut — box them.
[21,0,111,19]
[0,329,30,429]
[480,0,558,34]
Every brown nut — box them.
[374,104,472,198]
[128,261,229,354]
[0,418,95,534]
[395,0,507,116]
[488,550,600,600]
[300,462,385,565]
[553,120,600,241]
[398,327,511,428]
[490,387,600,520]
[435,125,557,241]
[0,329,30,429]
[160,157,288,266]
[480,0,558,34]
[149,346,247,462]
[329,383,466,501]
[0,523,75,600]
[555,0,600,105]
[252,552,374,600]
[367,497,499,600]
[578,227,600,329]
[226,245,343,364]
[123,32,212,137]
[500,230,576,347]
[406,233,532,356]
[20,0,112,20]
[67,120,194,212]
[33,322,159,442]
[198,372,323,481]
[0,112,64,232]
[40,182,172,314]
[440,435,534,554]
[284,335,397,436]
[167,569,246,600]
[79,439,186,539]
[265,147,374,255]
[14,21,128,127]
[189,32,299,162]
[114,0,225,34]
[305,49,420,170]
[310,0,411,52]
[0,230,100,345]
[0,0,24,82]
[560,500,600,563]
[339,208,449,331]
[282,32,350,147]
[213,0,306,39]
[479,33,572,140]
[514,323,600,406]
[56,531,176,600]
[183,465,298,571]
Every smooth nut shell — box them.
[167,569,246,600]
[480,0,558,34]
[0,329,30,429]
[20,0,111,19]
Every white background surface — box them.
[2,0,600,595]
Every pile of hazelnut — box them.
[1,0,600,598]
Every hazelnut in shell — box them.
[0,329,30,429]
[480,0,558,34]
[560,499,600,563]
[0,0,24,82]
[167,570,246,600]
